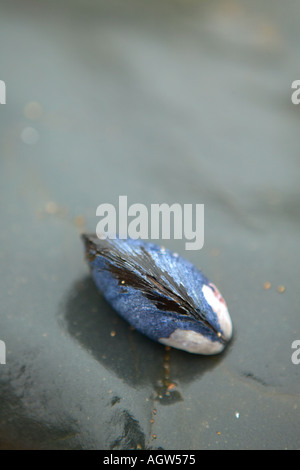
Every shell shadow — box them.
[60,275,228,398]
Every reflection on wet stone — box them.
[109,410,146,450]
[0,378,81,450]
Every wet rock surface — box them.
[0,0,299,449]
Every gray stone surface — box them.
[0,0,299,449]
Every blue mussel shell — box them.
[82,235,233,355]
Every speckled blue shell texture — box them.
[82,235,233,355]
